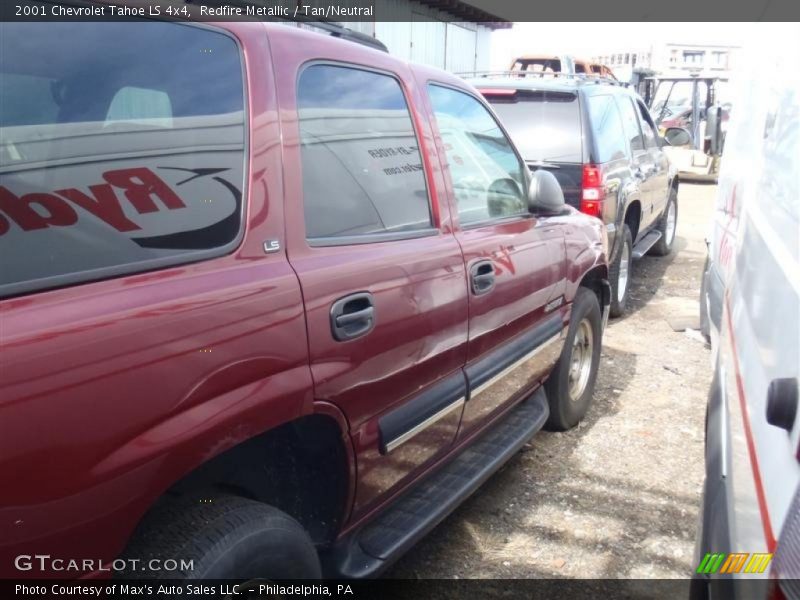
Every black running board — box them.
[632,230,662,259]
[321,387,549,578]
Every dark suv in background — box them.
[469,75,679,316]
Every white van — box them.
[694,36,800,600]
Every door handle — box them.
[330,292,375,341]
[470,260,496,295]
[335,307,374,327]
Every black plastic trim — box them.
[321,387,549,578]
[378,371,467,455]
[465,314,563,395]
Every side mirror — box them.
[528,170,565,215]
[662,127,693,147]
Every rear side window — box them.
[428,84,527,225]
[0,22,246,297]
[486,90,582,164]
[586,94,628,163]
[297,64,431,242]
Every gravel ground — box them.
[388,182,716,581]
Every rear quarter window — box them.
[586,94,628,163]
[0,21,246,297]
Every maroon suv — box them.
[0,16,609,580]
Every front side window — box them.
[427,84,527,225]
[616,96,646,154]
[0,21,246,296]
[297,65,431,241]
[636,100,660,149]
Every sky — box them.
[489,22,798,69]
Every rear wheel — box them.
[544,288,602,431]
[608,224,633,317]
[120,493,321,580]
[650,187,678,256]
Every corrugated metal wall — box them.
[322,0,493,74]
[375,21,412,60]
[444,23,477,73]
[411,18,447,69]
[475,26,491,72]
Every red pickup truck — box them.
[0,17,609,580]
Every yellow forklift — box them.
[641,74,729,181]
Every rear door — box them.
[270,34,470,521]
[424,82,568,437]
[635,98,670,218]
[616,94,659,233]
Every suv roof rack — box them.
[296,21,388,53]
[458,70,629,87]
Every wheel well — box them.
[671,176,680,195]
[152,415,349,546]
[578,264,609,309]
[624,200,641,242]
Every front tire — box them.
[120,493,321,580]
[544,288,602,431]
[609,224,633,317]
[650,187,678,256]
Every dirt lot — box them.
[389,182,716,580]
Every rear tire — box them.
[119,493,321,580]
[650,187,678,256]
[544,288,602,431]
[608,225,633,318]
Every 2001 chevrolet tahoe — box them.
[0,14,609,580]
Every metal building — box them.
[315,1,511,73]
